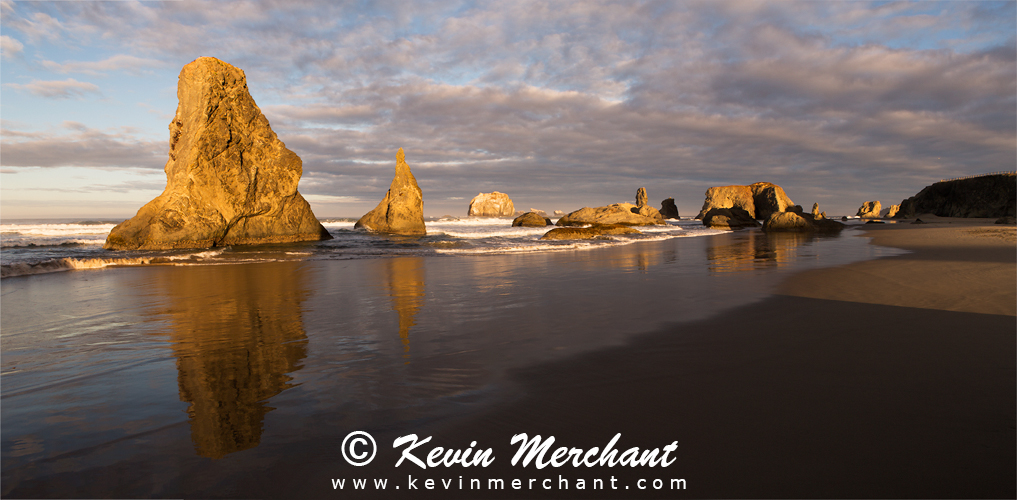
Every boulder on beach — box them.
[355,148,426,235]
[702,207,760,229]
[894,173,1017,219]
[884,204,900,218]
[540,224,641,240]
[857,201,881,218]
[512,212,551,227]
[104,57,330,251]
[468,191,515,216]
[660,198,680,219]
[762,211,845,233]
[556,203,664,227]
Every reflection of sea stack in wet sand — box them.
[355,148,426,235]
[104,57,330,250]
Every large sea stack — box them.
[468,191,515,216]
[355,148,426,235]
[695,182,794,220]
[894,173,1017,219]
[104,57,330,250]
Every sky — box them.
[1,0,1014,219]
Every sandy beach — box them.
[1,221,1014,499]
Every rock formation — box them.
[751,182,795,220]
[660,198,680,219]
[355,148,426,235]
[553,210,565,216]
[104,57,330,251]
[467,191,515,216]
[884,204,900,218]
[702,207,760,229]
[540,224,641,240]
[696,185,755,219]
[894,174,1017,219]
[556,203,664,227]
[636,187,648,207]
[695,182,794,220]
[512,212,551,227]
[763,211,845,233]
[857,201,881,218]
[811,203,820,217]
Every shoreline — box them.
[370,219,1015,499]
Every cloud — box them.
[0,35,23,59]
[0,122,164,169]
[39,54,165,75]
[0,0,1014,215]
[5,78,101,99]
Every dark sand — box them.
[332,220,1015,499]
[2,221,1013,498]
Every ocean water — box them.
[0,215,904,498]
[0,217,726,278]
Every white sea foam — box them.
[1,256,156,278]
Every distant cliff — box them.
[895,173,1016,219]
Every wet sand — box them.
[377,220,1016,499]
[2,221,1013,498]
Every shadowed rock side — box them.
[541,224,641,240]
[556,203,664,227]
[702,207,760,229]
[355,148,426,235]
[660,198,680,219]
[468,192,515,216]
[857,201,882,218]
[155,262,310,459]
[512,212,551,227]
[895,174,1017,219]
[104,57,330,250]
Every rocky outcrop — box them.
[857,201,881,218]
[763,211,845,233]
[468,191,515,216]
[104,57,330,251]
[660,198,679,219]
[512,212,551,227]
[540,224,641,240]
[355,148,426,235]
[696,185,755,219]
[553,210,565,216]
[894,174,1017,219]
[811,203,820,217]
[556,203,664,227]
[696,182,794,220]
[636,187,648,207]
[702,207,759,229]
[884,204,900,218]
[750,182,795,220]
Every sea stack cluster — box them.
[104,57,330,250]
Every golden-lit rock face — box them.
[355,148,426,235]
[468,191,515,216]
[156,262,309,459]
[104,57,330,250]
[857,200,882,218]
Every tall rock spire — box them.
[354,148,426,235]
[104,57,330,250]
